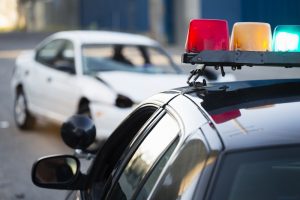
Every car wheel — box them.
[14,90,36,130]
[78,102,92,119]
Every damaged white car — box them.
[11,31,230,139]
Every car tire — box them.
[14,90,36,130]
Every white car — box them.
[11,31,229,140]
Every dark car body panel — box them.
[183,79,300,150]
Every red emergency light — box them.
[211,110,241,124]
[185,19,230,53]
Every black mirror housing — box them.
[61,115,96,150]
[32,155,87,190]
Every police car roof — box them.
[183,79,300,150]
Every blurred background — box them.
[2,0,300,45]
[1,0,300,199]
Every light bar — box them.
[185,19,229,53]
[273,25,300,52]
[230,22,272,51]
[182,19,300,68]
[182,50,300,67]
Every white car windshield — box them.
[82,44,181,75]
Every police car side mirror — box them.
[61,115,96,150]
[32,155,85,190]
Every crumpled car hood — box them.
[97,71,187,102]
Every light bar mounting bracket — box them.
[183,50,300,86]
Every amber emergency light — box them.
[230,22,272,51]
[185,19,229,53]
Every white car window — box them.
[36,39,75,73]
[121,46,144,66]
[147,48,171,67]
[62,41,75,60]
[81,44,180,75]
[36,40,66,66]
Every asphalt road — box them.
[0,32,299,200]
[0,33,72,200]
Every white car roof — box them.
[50,30,160,46]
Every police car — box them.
[31,20,300,200]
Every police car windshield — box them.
[81,44,181,75]
[210,146,300,200]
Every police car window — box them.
[135,137,179,200]
[108,113,180,200]
[210,146,300,200]
[150,136,208,200]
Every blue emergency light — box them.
[273,25,300,52]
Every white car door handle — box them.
[47,77,52,82]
